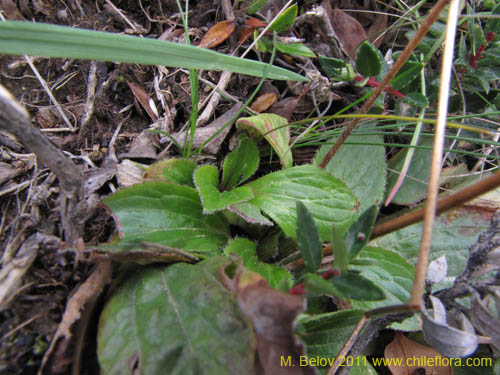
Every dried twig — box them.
[0,85,90,241]
[410,0,461,307]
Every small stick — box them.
[410,0,461,307]
[318,0,451,169]
[288,167,500,271]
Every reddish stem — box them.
[355,75,405,98]
[469,32,496,69]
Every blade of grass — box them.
[385,54,427,206]
[0,21,308,82]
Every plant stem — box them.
[318,0,451,169]
[409,0,461,308]
[371,168,500,238]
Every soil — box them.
[0,1,467,374]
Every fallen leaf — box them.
[199,20,235,49]
[250,92,278,113]
[127,82,158,122]
[421,296,478,358]
[172,103,242,154]
[246,17,268,28]
[330,6,367,57]
[223,264,314,375]
[41,260,112,375]
[118,130,157,160]
[367,13,388,48]
[385,332,453,375]
[270,97,299,121]
[0,0,26,20]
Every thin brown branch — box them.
[318,0,451,169]
[409,0,461,307]
[0,85,83,197]
[373,169,500,236]
[288,168,500,271]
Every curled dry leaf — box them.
[199,20,235,49]
[251,92,278,113]
[127,81,158,122]
[222,264,314,375]
[385,332,453,375]
[470,294,500,350]
[421,296,478,357]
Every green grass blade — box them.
[0,21,308,82]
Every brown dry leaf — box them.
[329,5,367,57]
[199,20,235,49]
[270,97,299,121]
[0,0,26,20]
[40,260,112,375]
[385,332,453,375]
[230,266,314,375]
[172,103,242,154]
[246,17,268,28]
[251,92,278,113]
[127,81,158,122]
[368,13,388,48]
[237,26,255,45]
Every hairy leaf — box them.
[313,126,386,215]
[98,257,255,375]
[296,201,323,273]
[194,165,253,213]
[103,182,230,253]
[221,137,259,190]
[224,238,291,290]
[245,165,358,240]
[237,113,292,169]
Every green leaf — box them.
[331,224,348,272]
[385,138,433,205]
[350,247,414,309]
[345,205,377,260]
[259,37,316,58]
[319,55,355,81]
[331,271,385,301]
[194,165,253,213]
[486,4,500,34]
[390,61,423,90]
[304,273,344,297]
[227,202,273,226]
[246,0,267,14]
[296,201,323,273]
[103,182,230,253]
[304,271,385,302]
[355,41,382,77]
[236,114,292,169]
[224,238,291,290]
[143,158,196,187]
[401,92,429,108]
[275,41,316,58]
[313,124,386,215]
[98,257,255,375]
[269,4,297,32]
[221,137,259,190]
[373,206,491,293]
[245,165,358,241]
[0,21,308,82]
[295,309,364,358]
